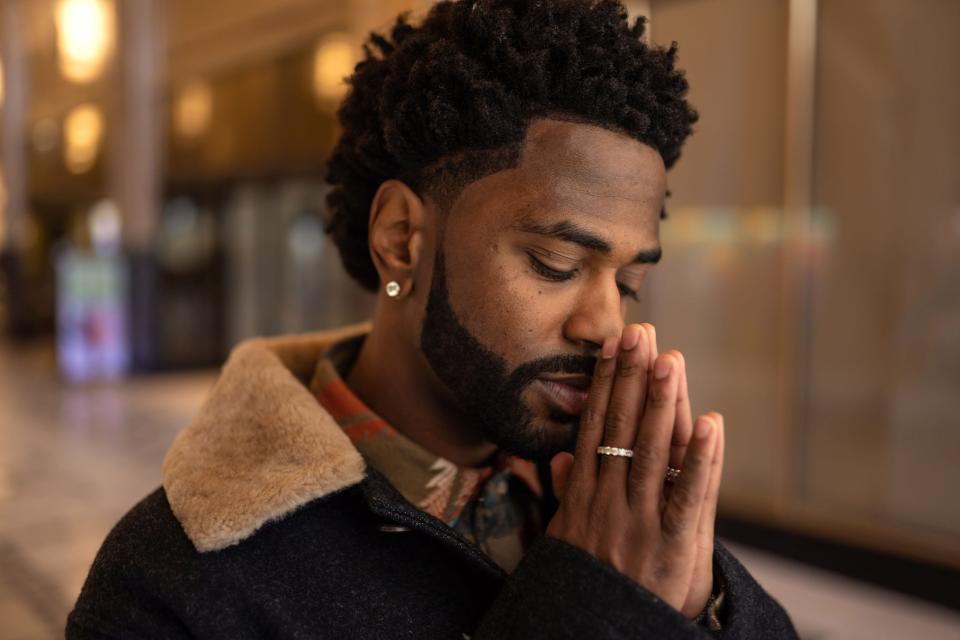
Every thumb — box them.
[549,452,575,501]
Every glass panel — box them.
[642,0,790,510]
[807,0,960,551]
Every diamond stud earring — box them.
[385,281,401,298]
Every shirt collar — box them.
[308,337,541,525]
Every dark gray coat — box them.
[67,327,798,639]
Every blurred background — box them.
[0,0,957,638]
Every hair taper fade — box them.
[324,0,698,291]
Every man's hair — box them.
[325,0,698,292]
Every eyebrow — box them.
[515,219,662,264]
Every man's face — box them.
[418,118,666,462]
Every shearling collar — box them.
[162,323,372,552]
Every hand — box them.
[546,324,725,618]
[656,337,726,617]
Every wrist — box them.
[691,571,726,631]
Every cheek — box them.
[447,244,561,363]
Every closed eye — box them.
[527,253,577,281]
[527,252,640,301]
[617,283,640,301]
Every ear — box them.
[368,180,427,295]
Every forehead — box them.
[519,118,666,194]
[450,118,667,244]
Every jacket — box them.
[67,323,799,639]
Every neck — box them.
[345,307,499,468]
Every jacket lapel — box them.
[162,320,561,574]
[361,466,507,581]
[163,323,372,552]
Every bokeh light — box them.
[174,80,213,140]
[63,103,104,174]
[312,33,356,104]
[55,0,115,84]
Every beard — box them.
[420,249,596,461]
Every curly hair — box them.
[325,0,698,291]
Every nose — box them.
[561,275,624,352]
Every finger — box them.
[597,324,650,498]
[640,323,658,413]
[641,324,662,508]
[668,351,694,471]
[550,451,575,501]
[629,324,656,428]
[568,335,619,495]
[627,352,680,512]
[696,412,725,550]
[661,416,717,544]
[643,323,658,364]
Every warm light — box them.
[55,0,115,83]
[88,198,121,252]
[312,33,356,103]
[64,103,104,174]
[174,81,213,140]
[0,167,7,248]
[0,57,5,108]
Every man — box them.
[68,1,798,638]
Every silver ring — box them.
[665,466,682,483]
[597,446,634,458]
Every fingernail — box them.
[654,355,672,379]
[600,337,618,360]
[695,417,713,439]
[621,325,641,350]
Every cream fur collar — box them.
[162,323,371,552]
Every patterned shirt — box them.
[308,339,543,573]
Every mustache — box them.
[507,353,597,390]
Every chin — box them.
[497,412,578,462]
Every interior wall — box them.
[641,0,790,511]
[642,0,960,566]
[807,0,960,551]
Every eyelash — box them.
[526,253,640,301]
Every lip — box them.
[538,373,591,389]
[536,378,590,416]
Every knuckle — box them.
[630,443,661,472]
[581,404,604,427]
[684,449,708,473]
[651,559,672,582]
[648,386,671,408]
[671,481,698,509]
[627,467,657,498]
[617,359,641,377]
[603,405,631,432]
[593,366,615,383]
[588,495,621,526]
[661,509,690,540]
[565,482,592,511]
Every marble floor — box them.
[1,341,958,639]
